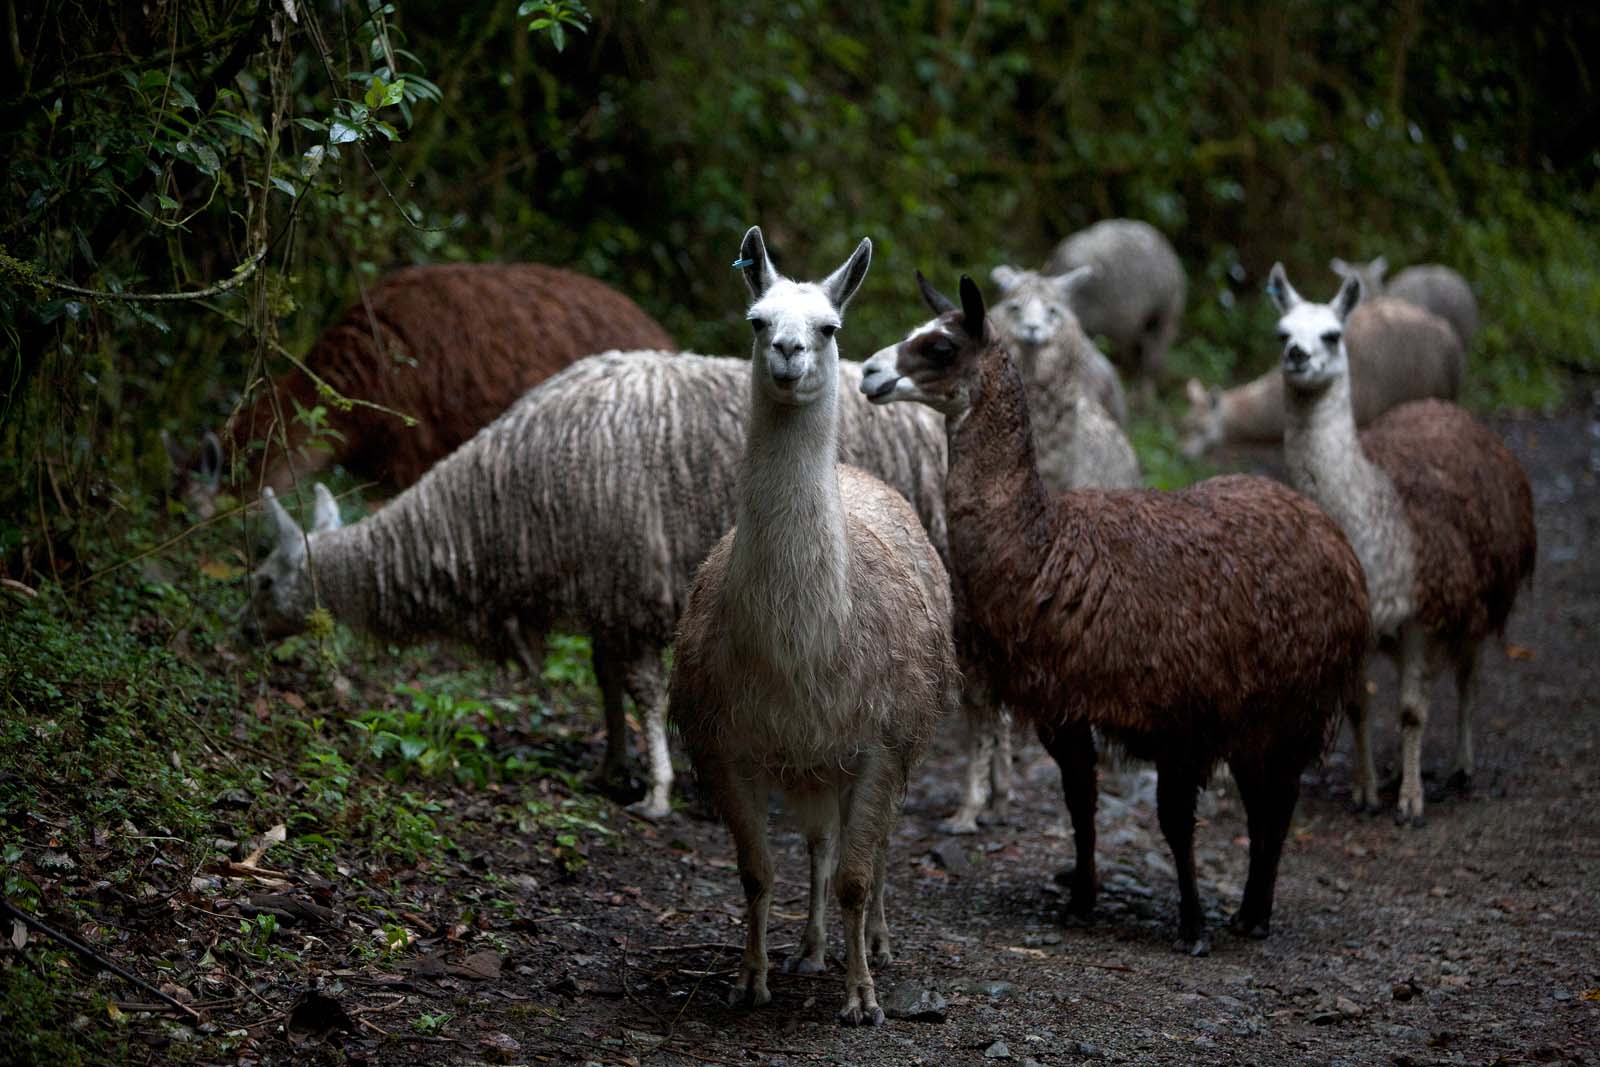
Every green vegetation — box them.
[0,2,1595,1059]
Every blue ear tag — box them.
[732,257,755,269]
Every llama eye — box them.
[927,340,957,364]
[1321,330,1342,345]
[819,324,838,339]
[1005,301,1021,312]
[1274,328,1290,343]
[749,317,767,334]
[257,574,274,592]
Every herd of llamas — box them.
[180,219,1536,1027]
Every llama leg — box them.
[1036,718,1097,919]
[1155,759,1207,956]
[1395,624,1431,827]
[938,707,993,835]
[591,637,630,786]
[1347,670,1381,813]
[867,841,892,967]
[1448,645,1478,791]
[989,707,1015,823]
[1227,755,1300,940]
[835,763,900,1026]
[621,647,674,820]
[715,769,774,1009]
[784,790,838,975]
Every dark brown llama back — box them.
[1360,399,1536,643]
[182,262,675,506]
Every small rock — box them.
[479,1033,521,1064]
[883,984,948,1023]
[1070,1040,1103,1058]
[983,1040,1011,1059]
[1335,995,1363,1018]
[952,978,1017,999]
[1392,980,1420,1002]
[929,840,972,876]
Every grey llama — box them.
[1180,295,1463,459]
[938,262,1140,835]
[990,265,1128,424]
[243,347,950,821]
[1270,264,1535,825]
[1044,219,1185,385]
[1330,255,1479,347]
[671,228,958,1026]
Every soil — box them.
[20,411,1599,1066]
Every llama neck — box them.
[945,341,1053,588]
[727,374,850,643]
[300,526,383,634]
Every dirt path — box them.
[376,410,1584,1067]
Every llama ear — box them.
[1049,265,1094,302]
[197,431,223,485]
[1185,378,1208,408]
[1369,255,1388,283]
[821,237,872,312]
[916,270,956,315]
[1332,272,1362,322]
[1266,262,1300,314]
[738,226,779,299]
[311,483,343,534]
[262,487,304,555]
[160,429,186,472]
[1329,257,1351,277]
[990,265,1021,293]
[958,275,987,338]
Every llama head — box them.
[988,265,1094,353]
[1268,262,1360,394]
[241,483,343,643]
[1179,379,1226,459]
[163,430,224,518]
[861,272,992,418]
[739,226,871,408]
[1329,254,1388,298]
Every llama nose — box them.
[772,339,804,360]
[1285,344,1311,369]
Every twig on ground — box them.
[3,897,202,1021]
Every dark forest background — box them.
[3,1,1598,570]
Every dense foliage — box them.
[3,0,1598,579]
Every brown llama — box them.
[861,272,1370,954]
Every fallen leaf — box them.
[480,1032,521,1064]
[198,559,243,580]
[1581,989,1600,1002]
[242,824,287,867]
[280,691,306,711]
[449,950,504,981]
[10,921,27,950]
[1506,643,1535,661]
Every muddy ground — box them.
[19,411,1597,1067]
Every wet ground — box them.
[408,410,1595,1067]
[27,410,1593,1067]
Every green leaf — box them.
[155,193,179,211]
[550,23,566,51]
[381,80,406,108]
[329,121,360,145]
[364,76,387,110]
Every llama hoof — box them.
[1444,769,1473,794]
[1344,797,1382,817]
[837,1001,885,1027]
[726,974,771,1010]
[624,797,672,821]
[1228,913,1270,940]
[936,814,980,836]
[781,955,826,975]
[1393,808,1426,829]
[1052,866,1074,886]
[868,939,894,968]
[1173,935,1212,958]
